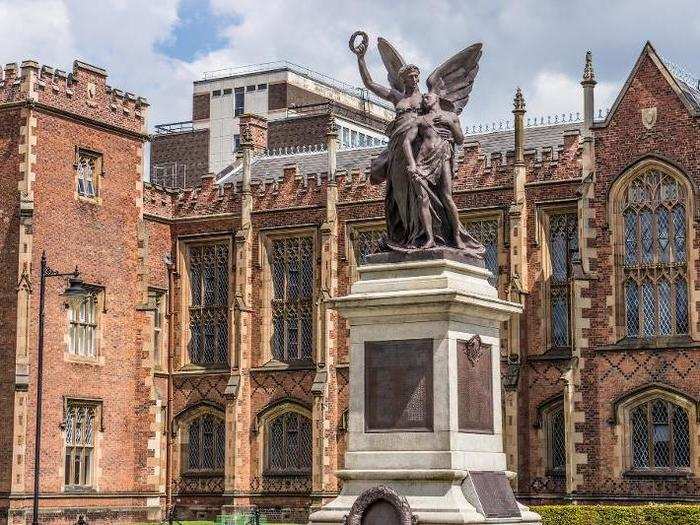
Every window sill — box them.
[64,354,102,366]
[182,471,224,478]
[252,359,315,372]
[63,486,97,494]
[76,195,102,206]
[529,348,572,361]
[263,471,312,478]
[176,365,229,375]
[600,336,699,352]
[623,469,692,478]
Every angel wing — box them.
[426,43,482,115]
[377,37,406,92]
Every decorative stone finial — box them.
[513,87,525,112]
[582,50,595,83]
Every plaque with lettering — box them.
[457,336,493,433]
[364,339,433,432]
[470,471,521,518]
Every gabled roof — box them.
[595,41,700,128]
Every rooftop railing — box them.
[202,60,393,111]
[154,121,195,134]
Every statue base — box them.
[308,257,540,524]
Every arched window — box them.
[618,168,689,338]
[539,398,566,476]
[186,413,225,472]
[265,411,312,474]
[629,398,690,471]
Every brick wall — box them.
[150,129,209,187]
[268,114,328,150]
[192,93,210,121]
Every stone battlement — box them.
[0,59,148,135]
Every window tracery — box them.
[619,169,689,338]
[265,411,312,474]
[271,236,314,362]
[186,413,225,472]
[188,243,229,366]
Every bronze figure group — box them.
[349,31,485,260]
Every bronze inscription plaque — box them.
[457,336,493,433]
[470,471,521,519]
[364,339,433,432]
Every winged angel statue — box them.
[349,31,485,260]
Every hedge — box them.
[533,505,700,525]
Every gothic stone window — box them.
[620,169,689,338]
[271,236,314,362]
[186,413,225,472]
[354,226,385,265]
[64,401,99,489]
[75,149,102,199]
[548,213,578,349]
[68,294,99,358]
[188,243,229,367]
[464,218,499,287]
[542,400,566,475]
[265,411,312,474]
[149,289,166,369]
[629,398,690,472]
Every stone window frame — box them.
[74,147,103,204]
[535,395,567,478]
[254,400,313,480]
[609,158,698,344]
[344,218,386,284]
[148,287,168,371]
[258,226,319,365]
[177,234,234,372]
[536,202,579,354]
[64,286,105,365]
[611,385,697,477]
[459,209,506,294]
[60,397,103,493]
[173,403,227,479]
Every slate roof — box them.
[216,122,583,184]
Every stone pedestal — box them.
[309,257,540,524]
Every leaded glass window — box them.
[271,237,314,362]
[465,219,499,286]
[548,213,578,348]
[630,398,690,471]
[188,244,229,366]
[621,170,688,338]
[68,295,98,357]
[76,150,101,198]
[64,402,98,488]
[354,228,385,264]
[546,404,566,473]
[265,412,312,474]
[186,414,225,472]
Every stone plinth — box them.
[309,258,540,524]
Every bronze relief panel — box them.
[457,335,493,433]
[364,339,433,432]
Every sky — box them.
[2,0,700,132]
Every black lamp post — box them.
[32,251,86,525]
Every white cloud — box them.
[525,70,619,123]
[1,0,699,131]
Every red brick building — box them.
[3,42,700,523]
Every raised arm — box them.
[357,53,396,102]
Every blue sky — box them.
[1,0,700,130]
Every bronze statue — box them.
[349,31,485,260]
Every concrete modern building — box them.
[151,61,393,187]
